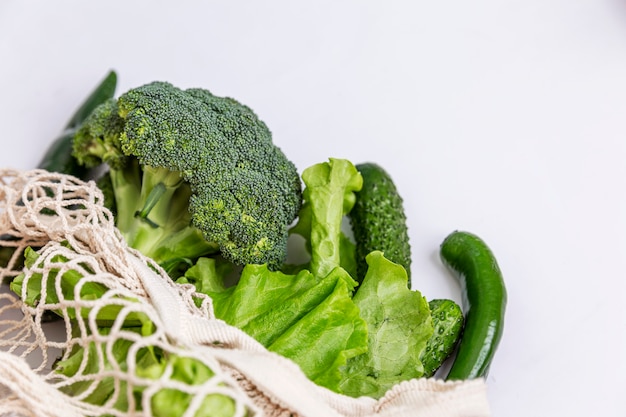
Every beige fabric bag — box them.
[0,169,491,417]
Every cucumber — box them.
[421,298,464,377]
[348,162,412,286]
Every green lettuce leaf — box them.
[57,323,238,416]
[289,158,362,278]
[339,251,433,399]
[186,260,368,392]
[138,355,238,417]
[55,325,160,410]
[11,245,145,326]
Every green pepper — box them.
[440,230,507,380]
[37,70,117,177]
[1,71,118,282]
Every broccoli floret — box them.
[73,81,302,273]
[73,98,127,170]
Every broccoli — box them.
[72,81,302,274]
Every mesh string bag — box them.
[0,169,491,417]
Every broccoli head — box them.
[73,81,302,273]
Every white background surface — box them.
[1,1,625,415]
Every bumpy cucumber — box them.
[421,298,464,377]
[348,163,412,286]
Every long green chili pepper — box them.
[440,230,507,380]
[37,70,117,177]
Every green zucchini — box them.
[348,162,412,286]
[420,298,464,377]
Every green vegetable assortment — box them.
[4,71,508,414]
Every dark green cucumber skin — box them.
[421,298,464,377]
[37,70,117,177]
[440,230,507,380]
[349,162,412,286]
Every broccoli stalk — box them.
[73,82,301,274]
[121,165,216,273]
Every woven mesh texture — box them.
[0,169,491,417]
